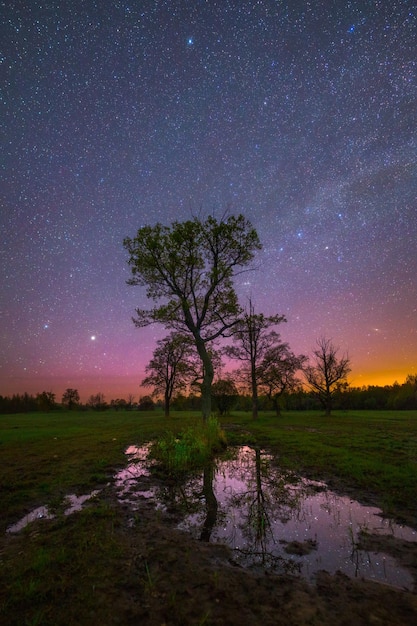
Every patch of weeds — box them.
[150,416,227,474]
[46,493,68,516]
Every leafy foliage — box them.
[124,214,261,418]
[258,344,306,415]
[211,378,239,415]
[141,332,197,416]
[62,388,80,410]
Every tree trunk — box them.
[200,463,218,542]
[273,397,281,417]
[251,362,258,420]
[164,392,170,417]
[196,337,214,421]
[325,395,332,416]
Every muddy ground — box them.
[3,472,417,625]
[99,473,417,626]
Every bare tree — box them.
[304,337,351,416]
[225,299,286,419]
[141,332,196,417]
[124,214,261,420]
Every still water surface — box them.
[119,444,416,590]
[7,444,416,590]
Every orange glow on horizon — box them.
[350,369,416,389]
[1,368,415,403]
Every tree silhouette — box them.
[304,337,351,416]
[62,388,80,410]
[258,344,306,416]
[124,214,261,419]
[225,299,286,419]
[141,332,196,417]
[211,378,238,416]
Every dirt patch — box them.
[357,531,417,591]
[280,539,318,556]
[103,489,417,626]
[2,483,417,625]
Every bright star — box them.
[91,335,96,341]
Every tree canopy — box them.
[258,344,306,416]
[141,332,196,417]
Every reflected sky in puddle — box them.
[6,491,101,534]
[118,445,417,589]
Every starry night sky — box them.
[1,0,416,402]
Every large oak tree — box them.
[124,214,261,419]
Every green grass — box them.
[222,410,417,520]
[0,411,417,528]
[0,408,416,624]
[1,408,416,528]
[0,409,192,527]
[150,416,227,474]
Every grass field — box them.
[1,409,417,529]
[1,409,416,625]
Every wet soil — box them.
[2,466,417,625]
[103,477,417,626]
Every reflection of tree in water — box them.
[151,447,307,572]
[152,465,221,541]
[226,447,303,571]
[154,473,202,517]
[200,464,218,541]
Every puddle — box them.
[8,445,416,590]
[116,445,417,590]
[6,490,101,533]
[115,444,155,502]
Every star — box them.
[0,1,415,400]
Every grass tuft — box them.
[149,416,227,474]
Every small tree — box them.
[141,332,196,417]
[62,388,80,410]
[212,378,238,416]
[87,392,107,411]
[258,344,306,416]
[36,391,56,412]
[138,395,155,411]
[225,300,286,419]
[111,398,128,411]
[124,214,261,420]
[304,337,351,416]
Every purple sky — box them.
[1,1,416,402]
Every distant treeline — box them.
[1,375,416,414]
